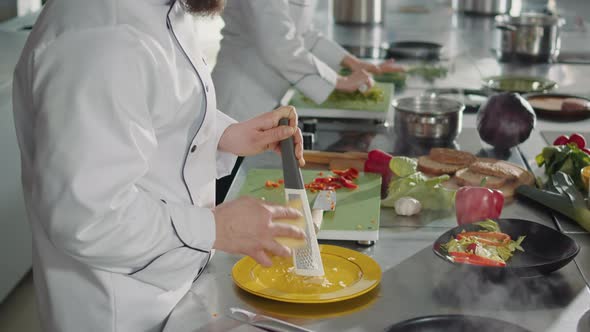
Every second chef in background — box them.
[213,0,401,121]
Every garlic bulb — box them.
[394,197,422,216]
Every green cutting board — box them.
[289,82,393,113]
[238,169,382,241]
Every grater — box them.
[279,118,325,277]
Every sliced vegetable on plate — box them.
[433,218,580,277]
[524,93,590,120]
[441,219,525,267]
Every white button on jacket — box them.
[212,0,351,121]
[12,0,236,331]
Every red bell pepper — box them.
[456,231,511,246]
[450,252,506,267]
[455,186,504,225]
[364,149,394,198]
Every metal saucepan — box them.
[423,88,489,113]
[452,0,512,16]
[393,96,465,142]
[333,0,385,25]
[495,12,565,63]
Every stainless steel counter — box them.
[165,149,590,332]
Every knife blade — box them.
[311,190,336,234]
[228,307,314,332]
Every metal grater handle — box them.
[279,118,304,190]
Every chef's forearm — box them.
[215,110,239,178]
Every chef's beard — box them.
[181,0,225,16]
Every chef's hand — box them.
[341,54,381,75]
[342,55,405,75]
[336,69,374,93]
[218,106,305,166]
[378,59,405,73]
[212,197,306,267]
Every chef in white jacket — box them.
[12,0,306,331]
[212,0,403,121]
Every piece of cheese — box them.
[274,199,307,249]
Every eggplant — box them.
[477,92,536,150]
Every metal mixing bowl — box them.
[393,96,465,142]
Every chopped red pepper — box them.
[450,252,506,267]
[456,231,511,246]
[266,168,360,191]
[339,177,358,189]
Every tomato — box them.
[568,133,586,149]
[553,135,569,145]
[466,243,478,253]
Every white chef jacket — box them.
[211,0,350,121]
[12,0,237,331]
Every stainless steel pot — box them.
[452,0,511,15]
[495,13,565,63]
[333,0,385,25]
[393,96,465,142]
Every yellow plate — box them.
[232,245,381,304]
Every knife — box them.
[311,190,336,234]
[279,118,324,277]
[228,307,314,332]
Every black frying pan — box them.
[387,41,443,59]
[386,315,531,332]
[432,219,579,278]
